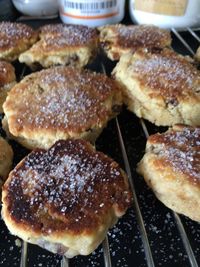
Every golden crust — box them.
[0,61,15,85]
[0,61,16,113]
[113,48,200,126]
[0,22,38,61]
[99,24,171,60]
[138,125,200,222]
[3,66,122,149]
[195,46,200,61]
[19,24,99,68]
[0,136,13,183]
[2,139,132,256]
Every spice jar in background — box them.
[129,0,200,29]
[12,0,58,17]
[58,0,125,27]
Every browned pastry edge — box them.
[3,139,132,235]
[3,66,122,149]
[0,22,38,61]
[144,124,200,184]
[99,24,171,60]
[112,48,200,126]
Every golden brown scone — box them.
[3,66,122,149]
[99,24,171,61]
[2,139,132,257]
[137,125,200,222]
[195,46,200,61]
[19,24,99,68]
[0,22,38,61]
[113,48,200,126]
[0,136,13,187]
[0,61,16,113]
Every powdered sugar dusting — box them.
[0,22,36,49]
[6,139,131,233]
[132,49,200,100]
[40,24,97,48]
[6,66,119,134]
[116,24,171,49]
[150,126,200,183]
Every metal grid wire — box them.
[4,27,200,267]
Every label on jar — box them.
[134,0,188,16]
[60,0,120,19]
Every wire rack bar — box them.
[20,241,28,267]
[102,236,112,267]
[115,118,155,267]
[173,212,199,267]
[19,65,27,81]
[139,119,198,267]
[172,29,200,267]
[18,63,28,267]
[191,27,200,31]
[99,62,114,267]
[102,59,155,267]
[172,28,195,55]
[61,257,69,267]
[187,28,200,42]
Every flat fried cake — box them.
[99,24,171,60]
[138,125,200,222]
[19,24,99,68]
[2,139,132,257]
[0,22,38,61]
[3,66,122,149]
[113,48,200,126]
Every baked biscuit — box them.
[0,22,38,61]
[99,24,171,61]
[113,48,200,126]
[2,139,132,257]
[0,61,16,113]
[0,137,13,188]
[137,125,200,222]
[19,24,99,68]
[195,46,200,61]
[3,66,122,149]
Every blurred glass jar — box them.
[12,0,58,17]
[129,0,200,29]
[58,0,125,27]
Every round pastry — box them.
[2,139,132,257]
[99,24,171,61]
[0,136,13,187]
[0,22,38,61]
[195,46,200,61]
[138,125,200,222]
[3,66,122,149]
[19,24,99,68]
[113,48,200,126]
[0,60,16,113]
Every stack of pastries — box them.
[0,20,200,259]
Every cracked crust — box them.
[3,66,122,149]
[113,48,200,126]
[19,24,99,68]
[2,139,132,257]
[99,24,171,61]
[137,125,200,222]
